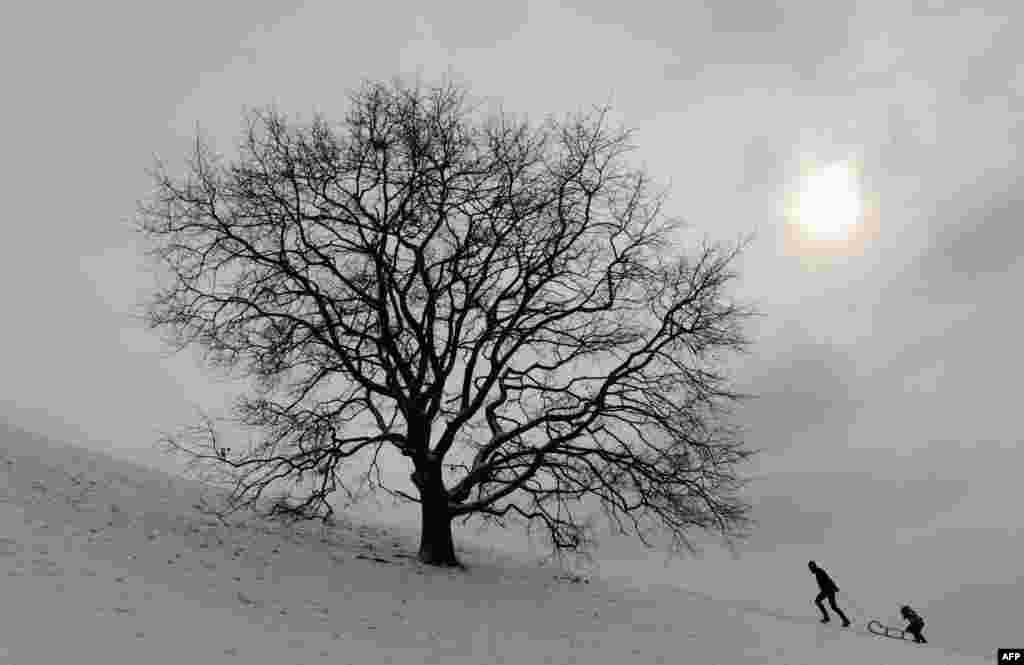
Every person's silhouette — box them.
[900,605,927,643]
[808,560,851,627]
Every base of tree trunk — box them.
[417,502,461,567]
[417,527,461,567]
[413,462,463,568]
[417,548,463,567]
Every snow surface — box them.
[0,424,989,664]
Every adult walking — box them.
[808,560,851,627]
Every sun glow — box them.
[795,161,862,240]
[783,156,879,265]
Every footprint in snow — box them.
[236,591,260,607]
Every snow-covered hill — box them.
[0,421,988,664]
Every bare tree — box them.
[137,77,757,567]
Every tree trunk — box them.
[412,463,461,567]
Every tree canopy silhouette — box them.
[137,77,757,567]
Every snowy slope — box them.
[0,422,988,665]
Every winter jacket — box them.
[901,607,924,625]
[812,567,839,593]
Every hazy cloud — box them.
[915,186,1024,295]
[739,469,972,554]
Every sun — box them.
[782,156,880,265]
[795,161,863,240]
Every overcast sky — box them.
[1,0,1020,654]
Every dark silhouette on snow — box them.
[900,605,927,643]
[136,76,757,568]
[807,560,851,627]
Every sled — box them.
[867,620,913,641]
